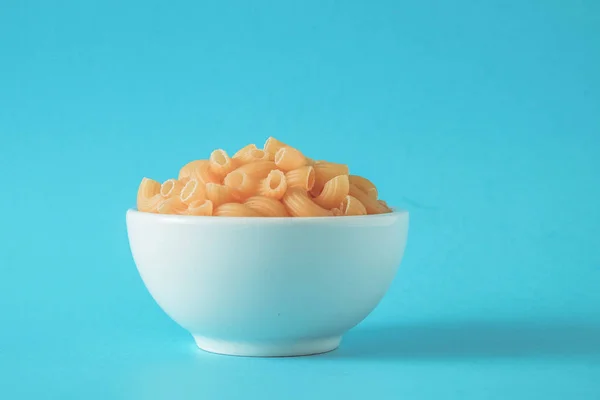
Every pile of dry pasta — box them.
[137,137,392,217]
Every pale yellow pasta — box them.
[232,144,258,160]
[313,175,350,209]
[233,160,277,179]
[282,188,332,217]
[244,196,289,217]
[274,147,306,172]
[341,195,367,216]
[157,197,188,214]
[138,193,163,213]
[285,166,315,191]
[137,137,393,217]
[349,184,389,214]
[209,149,236,179]
[160,178,185,198]
[137,177,161,207]
[258,170,287,199]
[205,183,238,207]
[223,170,258,199]
[179,179,206,205]
[312,161,350,195]
[178,160,203,181]
[378,199,393,212]
[349,175,378,200]
[185,199,213,216]
[190,160,220,184]
[235,148,273,164]
[263,136,288,155]
[214,203,262,217]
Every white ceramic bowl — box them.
[126,209,409,357]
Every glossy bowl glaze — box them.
[126,209,409,357]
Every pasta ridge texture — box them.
[136,137,393,217]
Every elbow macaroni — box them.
[135,137,393,217]
[313,175,350,210]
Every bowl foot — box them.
[193,335,342,357]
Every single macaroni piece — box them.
[232,144,258,160]
[214,202,262,217]
[244,196,289,217]
[349,175,378,200]
[157,197,188,214]
[282,188,332,217]
[235,148,273,164]
[180,179,206,205]
[205,183,238,207]
[378,199,393,212]
[178,160,203,181]
[331,207,343,216]
[138,193,163,213]
[259,170,287,199]
[263,136,288,155]
[160,178,185,198]
[137,177,161,207]
[274,147,306,172]
[191,160,220,185]
[285,166,315,191]
[341,195,367,216]
[313,175,350,209]
[224,170,258,199]
[186,199,213,216]
[312,161,350,195]
[209,149,236,179]
[233,160,277,179]
[349,184,389,214]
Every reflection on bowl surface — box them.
[126,209,409,357]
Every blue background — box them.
[1,0,599,398]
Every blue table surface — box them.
[1,0,599,398]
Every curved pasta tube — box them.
[160,178,185,198]
[209,149,236,179]
[282,188,333,217]
[232,144,258,160]
[180,179,206,205]
[235,148,272,164]
[191,160,220,184]
[223,170,258,199]
[137,193,163,213]
[258,170,287,199]
[157,197,188,214]
[233,161,277,179]
[244,196,289,217]
[214,203,262,217]
[313,175,350,209]
[179,160,202,181]
[285,166,315,191]
[137,177,161,209]
[341,195,367,216]
[378,199,393,212]
[205,183,238,207]
[312,161,349,195]
[263,137,288,155]
[331,207,343,216]
[349,184,389,214]
[274,147,306,172]
[349,175,378,200]
[186,199,214,216]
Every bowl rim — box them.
[126,208,408,225]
